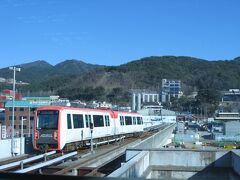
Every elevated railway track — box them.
[0,123,170,176]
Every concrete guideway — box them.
[54,138,142,175]
[53,123,175,176]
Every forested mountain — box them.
[0,60,101,83]
[1,56,240,105]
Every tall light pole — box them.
[9,66,21,156]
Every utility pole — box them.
[9,66,21,156]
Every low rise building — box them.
[132,90,160,111]
[213,112,240,142]
[4,100,51,137]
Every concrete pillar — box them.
[147,94,150,102]
[137,93,141,111]
[132,93,136,111]
[152,94,155,102]
[142,93,145,102]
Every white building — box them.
[161,79,182,102]
[138,105,176,129]
[132,90,160,111]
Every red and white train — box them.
[33,106,144,151]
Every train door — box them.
[112,115,117,135]
[84,114,92,140]
[91,114,102,138]
[66,112,74,143]
[133,116,137,132]
[119,115,125,134]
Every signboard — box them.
[1,125,6,139]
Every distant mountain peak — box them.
[18,60,53,68]
[233,57,240,61]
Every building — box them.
[212,112,240,142]
[3,96,61,137]
[222,89,240,101]
[138,105,176,128]
[161,79,182,102]
[219,89,240,112]
[4,99,54,137]
[131,90,160,111]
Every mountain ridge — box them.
[1,56,240,104]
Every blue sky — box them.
[0,0,240,68]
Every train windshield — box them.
[37,110,59,129]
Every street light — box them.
[9,66,21,156]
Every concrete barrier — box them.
[0,138,25,159]
[110,149,240,179]
[132,123,176,150]
[232,150,240,176]
[108,151,149,178]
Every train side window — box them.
[105,115,110,126]
[85,115,88,128]
[125,116,132,125]
[120,116,124,126]
[133,117,137,125]
[85,115,92,128]
[67,114,72,129]
[93,115,104,127]
[73,114,84,128]
[137,117,141,125]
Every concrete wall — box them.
[0,138,25,159]
[232,150,240,176]
[148,149,231,168]
[224,121,240,135]
[108,151,149,178]
[111,149,238,179]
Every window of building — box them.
[144,95,148,102]
[125,116,132,125]
[19,116,27,120]
[9,116,16,120]
[73,114,84,128]
[9,107,17,111]
[30,108,36,112]
[120,116,124,126]
[149,95,153,102]
[67,114,72,129]
[105,115,110,126]
[20,107,24,111]
[85,115,91,128]
[93,115,104,127]
[0,112,4,121]
[30,116,34,121]
[19,125,27,129]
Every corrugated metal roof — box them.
[23,97,52,100]
[5,100,29,107]
[5,100,51,107]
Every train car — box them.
[33,106,143,151]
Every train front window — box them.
[37,110,59,129]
